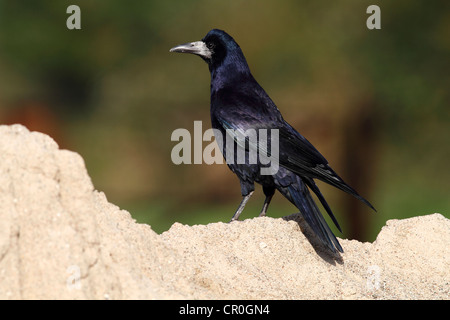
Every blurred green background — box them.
[0,0,448,242]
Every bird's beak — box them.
[169,41,212,59]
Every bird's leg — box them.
[259,186,275,217]
[259,193,273,217]
[230,191,254,222]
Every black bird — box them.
[170,29,375,253]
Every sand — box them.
[0,124,448,299]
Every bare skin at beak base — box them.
[169,41,212,59]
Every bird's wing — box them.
[213,89,375,211]
[278,125,375,210]
[213,89,335,181]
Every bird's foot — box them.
[229,191,254,223]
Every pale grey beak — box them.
[169,41,212,59]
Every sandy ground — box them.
[0,124,448,299]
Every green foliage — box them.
[0,1,448,240]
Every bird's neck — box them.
[210,59,254,94]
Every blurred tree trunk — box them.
[342,98,379,241]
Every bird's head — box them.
[170,29,248,73]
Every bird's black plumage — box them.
[170,29,375,253]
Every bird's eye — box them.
[206,42,215,50]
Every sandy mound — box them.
[0,124,448,299]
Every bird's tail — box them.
[314,165,376,212]
[279,177,343,253]
[303,177,342,233]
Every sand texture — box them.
[0,124,448,299]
